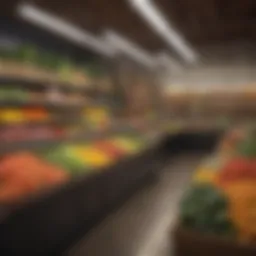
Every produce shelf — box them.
[0,123,153,153]
[0,75,94,93]
[0,100,86,109]
[0,130,224,255]
[172,126,256,256]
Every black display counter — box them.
[0,130,224,255]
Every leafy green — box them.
[180,185,236,236]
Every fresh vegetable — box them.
[222,181,256,242]
[0,152,69,204]
[193,169,217,184]
[180,185,235,237]
[93,140,126,159]
[237,133,256,158]
[218,128,245,156]
[71,145,114,168]
[23,108,49,121]
[111,137,143,153]
[44,146,86,175]
[217,157,256,187]
[0,109,24,123]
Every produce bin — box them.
[0,138,163,255]
[173,126,256,256]
[0,130,224,255]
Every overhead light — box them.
[129,0,198,63]
[103,30,156,68]
[17,3,115,57]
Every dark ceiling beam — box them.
[33,0,167,52]
[3,0,256,51]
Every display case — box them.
[0,17,169,255]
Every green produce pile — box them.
[179,127,256,243]
[45,146,85,173]
[180,185,236,237]
[0,44,103,79]
[237,132,256,158]
[43,146,91,176]
[0,88,29,101]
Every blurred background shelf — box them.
[0,100,87,108]
[0,75,95,93]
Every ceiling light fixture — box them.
[17,3,115,57]
[103,30,155,68]
[129,0,198,63]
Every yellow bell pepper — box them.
[71,146,114,168]
[193,168,218,184]
[0,109,25,123]
[111,137,141,153]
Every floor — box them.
[66,155,203,256]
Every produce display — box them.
[0,108,49,124]
[0,126,65,142]
[0,34,159,209]
[0,88,29,102]
[0,105,114,142]
[83,106,112,131]
[0,44,96,87]
[43,135,146,174]
[179,127,256,243]
[0,86,87,106]
[0,134,147,204]
[0,152,69,204]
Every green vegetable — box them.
[180,185,236,236]
[44,146,86,175]
[237,133,256,158]
[15,45,38,64]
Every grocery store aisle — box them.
[67,155,203,256]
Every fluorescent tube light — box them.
[103,30,155,68]
[129,0,198,63]
[17,3,115,57]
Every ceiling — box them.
[158,0,256,44]
[2,0,256,61]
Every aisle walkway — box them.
[67,155,203,256]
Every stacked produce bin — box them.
[174,127,256,256]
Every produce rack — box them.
[0,16,231,256]
[172,126,256,256]
[0,16,170,255]
[0,128,225,255]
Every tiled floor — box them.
[67,155,203,256]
